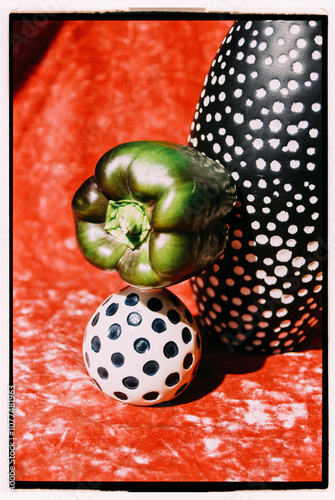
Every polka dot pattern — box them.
[189,20,324,354]
[83,287,201,405]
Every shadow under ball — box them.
[188,19,325,354]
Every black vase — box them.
[189,19,325,354]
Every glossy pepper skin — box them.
[72,141,236,288]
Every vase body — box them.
[189,19,325,354]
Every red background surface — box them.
[12,18,323,486]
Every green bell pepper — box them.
[72,141,236,288]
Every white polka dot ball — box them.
[83,286,202,406]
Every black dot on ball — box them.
[85,352,90,367]
[143,360,159,376]
[143,391,159,401]
[184,307,193,323]
[193,360,200,376]
[91,312,100,326]
[125,293,139,306]
[108,323,122,340]
[175,383,188,397]
[122,376,139,390]
[134,338,150,354]
[114,391,128,401]
[183,353,194,370]
[196,332,201,349]
[163,341,179,358]
[152,318,167,333]
[106,302,119,316]
[102,296,111,306]
[169,293,180,307]
[111,352,125,367]
[182,327,192,344]
[127,311,142,326]
[147,297,163,311]
[92,378,102,391]
[91,336,101,352]
[165,372,180,387]
[97,367,109,379]
[167,309,180,324]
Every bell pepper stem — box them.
[104,200,151,249]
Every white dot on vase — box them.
[247,54,256,64]
[234,113,244,124]
[256,88,267,98]
[245,253,257,263]
[259,42,267,51]
[219,92,226,102]
[293,61,303,73]
[267,222,276,231]
[290,160,300,169]
[256,158,266,170]
[253,138,264,149]
[269,139,280,149]
[291,102,304,113]
[256,270,267,279]
[264,258,273,266]
[270,235,283,247]
[207,133,213,141]
[251,221,260,230]
[277,308,288,317]
[269,119,282,132]
[309,128,319,138]
[287,125,298,135]
[270,289,283,299]
[253,285,265,295]
[283,140,299,152]
[250,119,264,130]
[213,143,221,154]
[312,50,321,60]
[270,160,281,172]
[265,57,273,65]
[276,249,292,262]
[274,265,288,277]
[278,54,288,64]
[263,196,271,204]
[312,103,321,112]
[264,276,277,286]
[314,35,322,45]
[258,179,267,188]
[232,297,242,306]
[286,239,297,247]
[265,26,274,36]
[304,226,315,234]
[269,79,281,91]
[273,101,284,113]
[262,310,273,318]
[292,256,306,268]
[290,24,300,34]
[277,211,289,222]
[288,225,298,234]
[307,241,319,252]
[234,89,243,98]
[246,205,256,214]
[256,234,268,245]
[237,73,246,83]
[302,274,313,283]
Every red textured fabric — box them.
[12,19,323,485]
